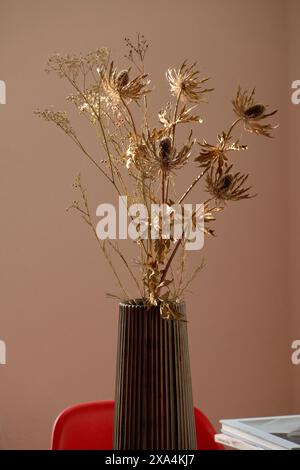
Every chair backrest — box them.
[51,401,223,450]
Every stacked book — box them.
[215,415,300,450]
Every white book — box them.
[221,415,300,451]
[215,433,264,450]
[221,426,286,450]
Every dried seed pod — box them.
[159,136,172,160]
[116,69,130,88]
[244,104,265,119]
[218,173,234,191]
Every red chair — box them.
[51,401,223,450]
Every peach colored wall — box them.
[0,0,295,449]
[288,0,300,412]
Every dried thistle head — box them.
[101,62,150,102]
[233,87,278,137]
[141,132,194,175]
[116,69,130,88]
[158,136,172,161]
[206,165,253,202]
[166,61,213,103]
[195,132,248,171]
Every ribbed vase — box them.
[113,301,196,450]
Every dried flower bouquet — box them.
[36,35,277,320]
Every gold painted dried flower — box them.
[233,87,278,137]
[206,165,253,202]
[166,62,213,103]
[35,109,76,137]
[116,70,130,88]
[195,132,247,171]
[182,203,219,238]
[143,134,194,175]
[101,62,150,102]
[46,48,109,80]
[201,203,222,237]
[159,102,203,130]
[159,136,172,162]
[68,86,122,124]
[36,36,278,312]
[160,301,183,321]
[125,140,151,175]
[67,86,101,120]
[124,34,149,64]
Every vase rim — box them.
[119,298,185,308]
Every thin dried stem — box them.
[107,240,143,297]
[178,167,209,204]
